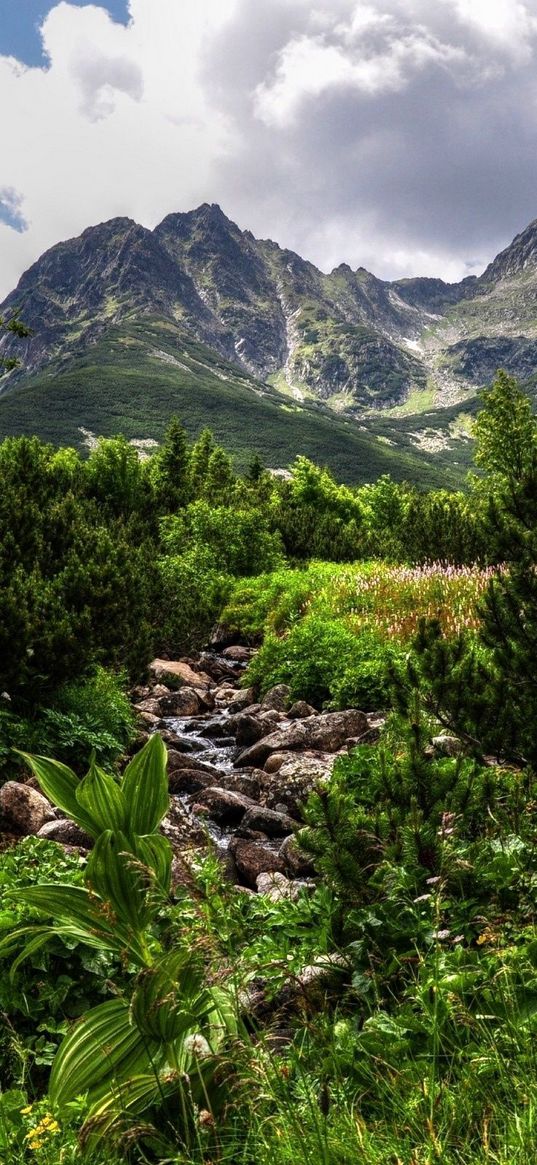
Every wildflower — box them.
[198,1109,216,1129]
[413,894,431,904]
[20,1105,33,1115]
[426,876,442,886]
[184,1033,212,1059]
[434,929,450,941]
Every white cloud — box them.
[446,0,537,62]
[0,0,239,297]
[2,0,537,299]
[254,23,467,127]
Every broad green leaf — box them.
[130,949,208,1042]
[135,833,172,894]
[15,751,97,836]
[81,1072,180,1148]
[76,760,128,835]
[50,998,158,1108]
[86,832,151,931]
[121,733,169,835]
[4,885,148,965]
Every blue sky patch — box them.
[0,2,130,67]
[0,188,28,233]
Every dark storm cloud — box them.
[203,0,537,279]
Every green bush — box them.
[245,614,397,710]
[156,546,232,656]
[0,669,136,776]
[162,499,285,577]
[219,566,318,641]
[0,837,119,1095]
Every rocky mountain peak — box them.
[481,219,537,283]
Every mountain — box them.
[2,204,537,483]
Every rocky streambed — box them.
[132,647,382,896]
[0,645,382,900]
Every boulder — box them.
[210,625,244,651]
[161,799,207,851]
[229,838,286,888]
[198,718,233,739]
[235,709,368,768]
[222,646,254,663]
[241,805,297,837]
[263,754,334,816]
[264,752,288,774]
[227,688,256,713]
[287,701,318,719]
[432,734,464,757]
[0,782,56,835]
[188,787,257,826]
[166,750,222,777]
[213,685,241,705]
[261,684,292,712]
[256,871,301,902]
[295,955,349,996]
[218,771,261,800]
[37,818,93,848]
[163,687,203,717]
[136,711,161,728]
[234,713,267,748]
[199,652,240,682]
[169,770,215,795]
[280,834,316,878]
[150,659,212,690]
[134,698,162,716]
[158,729,207,753]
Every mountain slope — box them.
[1,204,537,481]
[0,316,463,487]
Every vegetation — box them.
[0,319,466,488]
[3,371,537,1162]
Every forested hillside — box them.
[2,372,537,1164]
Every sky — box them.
[2,0,537,298]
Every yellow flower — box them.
[20,1104,34,1115]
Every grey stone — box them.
[229,837,286,888]
[227,687,256,713]
[280,834,316,877]
[287,701,318,719]
[256,871,301,901]
[432,734,464,757]
[235,709,368,768]
[188,786,257,826]
[37,818,93,848]
[150,659,212,690]
[0,782,56,835]
[241,805,298,837]
[261,684,292,712]
[222,645,254,662]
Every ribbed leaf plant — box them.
[0,734,237,1153]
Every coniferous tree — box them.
[150,416,190,513]
[203,447,235,504]
[188,428,215,498]
[405,371,537,764]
